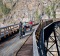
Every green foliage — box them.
[52,10,56,18]
[50,3,56,18]
[0,1,3,18]
[43,0,60,19]
[35,9,40,19]
[0,1,3,7]
[0,0,11,15]
[0,0,3,9]
[1,5,11,15]
[0,14,2,18]
[45,3,56,19]
[45,6,51,18]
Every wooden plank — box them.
[13,26,15,33]
[4,28,6,38]
[10,26,12,34]
[8,27,10,36]
[0,29,1,36]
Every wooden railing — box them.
[0,24,19,40]
[0,23,38,40]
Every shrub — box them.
[1,5,11,15]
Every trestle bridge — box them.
[0,19,60,56]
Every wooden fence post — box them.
[0,29,1,36]
[8,27,10,36]
[4,28,6,38]
[13,26,14,33]
[10,26,11,34]
[0,29,1,40]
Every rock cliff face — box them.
[0,0,43,26]
[3,0,18,9]
[0,0,60,26]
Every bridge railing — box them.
[39,22,54,56]
[35,19,53,42]
[0,23,38,40]
[33,24,39,56]
[36,19,60,56]
[0,24,19,39]
[35,19,53,56]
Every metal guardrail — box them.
[38,21,60,56]
[33,24,39,56]
[39,22,54,56]
[35,19,54,56]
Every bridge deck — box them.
[17,34,33,56]
[0,28,34,56]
